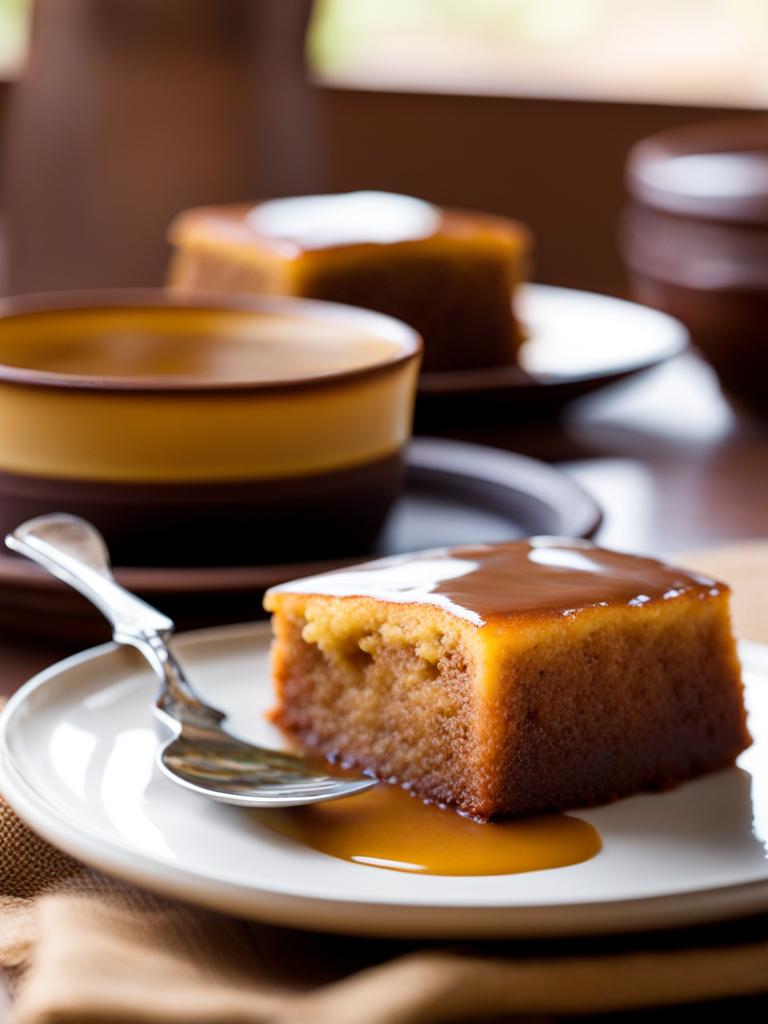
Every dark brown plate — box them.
[416,284,688,418]
[0,437,601,645]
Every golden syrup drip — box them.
[253,785,601,876]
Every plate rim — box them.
[1,624,767,938]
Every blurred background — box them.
[0,0,766,553]
[0,0,766,297]
[1,0,768,653]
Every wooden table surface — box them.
[1,349,768,1022]
[2,349,767,697]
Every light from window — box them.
[0,0,28,76]
[309,0,768,108]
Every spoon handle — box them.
[6,514,225,729]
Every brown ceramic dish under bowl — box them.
[0,291,421,566]
[0,437,602,645]
[624,118,768,407]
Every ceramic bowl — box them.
[0,291,421,565]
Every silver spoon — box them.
[6,513,376,807]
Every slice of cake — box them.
[264,538,750,820]
[167,191,531,372]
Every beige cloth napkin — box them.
[2,540,768,1024]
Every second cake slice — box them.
[167,191,530,373]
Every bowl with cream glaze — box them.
[0,291,421,565]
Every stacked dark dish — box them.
[624,118,768,407]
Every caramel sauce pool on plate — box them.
[253,785,601,876]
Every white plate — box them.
[1,622,767,938]
[517,283,687,378]
[417,284,688,402]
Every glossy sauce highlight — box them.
[245,191,441,251]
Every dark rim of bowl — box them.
[0,289,423,394]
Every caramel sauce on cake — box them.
[254,785,601,876]
[267,537,721,624]
[174,191,515,257]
